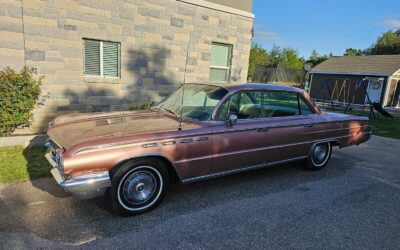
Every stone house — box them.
[0,0,254,134]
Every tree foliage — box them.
[248,43,305,80]
[248,43,271,80]
[343,48,364,56]
[279,47,306,70]
[0,67,43,136]
[343,29,400,56]
[367,29,400,55]
[306,50,330,67]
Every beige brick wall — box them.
[0,0,253,134]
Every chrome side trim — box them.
[74,132,215,154]
[182,156,308,184]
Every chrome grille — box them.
[45,139,61,162]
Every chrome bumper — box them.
[46,152,111,200]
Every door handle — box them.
[304,123,314,127]
[257,127,270,132]
[179,139,193,144]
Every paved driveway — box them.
[1,136,400,249]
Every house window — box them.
[83,39,120,78]
[210,42,232,82]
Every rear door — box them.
[262,91,316,163]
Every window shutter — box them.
[103,42,120,77]
[211,43,230,67]
[84,40,100,75]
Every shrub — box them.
[128,102,154,111]
[0,67,43,136]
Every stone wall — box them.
[0,0,253,134]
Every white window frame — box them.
[209,42,232,83]
[83,39,120,79]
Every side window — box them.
[217,91,262,120]
[263,91,300,117]
[299,98,314,115]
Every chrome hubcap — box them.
[312,144,328,164]
[122,170,157,205]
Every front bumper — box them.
[45,152,111,199]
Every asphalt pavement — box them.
[1,135,399,249]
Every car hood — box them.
[47,109,184,149]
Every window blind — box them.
[103,42,120,77]
[84,40,100,76]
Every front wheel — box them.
[110,158,169,216]
[305,142,332,170]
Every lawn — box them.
[0,146,50,183]
[368,116,400,139]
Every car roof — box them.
[186,82,304,94]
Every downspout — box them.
[20,0,26,67]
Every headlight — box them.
[55,151,64,172]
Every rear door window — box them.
[263,91,300,117]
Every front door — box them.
[210,91,269,174]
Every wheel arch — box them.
[109,155,182,184]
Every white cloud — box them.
[383,19,400,28]
[254,31,282,42]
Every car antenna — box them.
[179,36,191,131]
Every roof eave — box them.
[309,71,392,77]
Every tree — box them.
[367,29,400,55]
[279,47,305,70]
[306,50,329,67]
[344,48,364,56]
[248,42,270,80]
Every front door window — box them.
[217,91,262,120]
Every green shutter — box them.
[211,43,230,67]
[103,42,120,77]
[84,40,100,75]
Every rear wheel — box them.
[305,142,332,170]
[110,158,168,216]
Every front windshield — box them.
[154,84,228,121]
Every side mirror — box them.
[227,113,238,126]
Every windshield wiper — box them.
[162,108,178,117]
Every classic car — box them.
[45,83,371,215]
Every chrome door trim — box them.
[182,156,308,184]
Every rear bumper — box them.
[46,152,111,199]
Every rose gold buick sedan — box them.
[45,83,371,215]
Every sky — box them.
[252,0,400,58]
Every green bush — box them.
[128,102,154,111]
[0,67,43,136]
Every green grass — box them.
[323,107,400,139]
[0,146,50,183]
[369,116,400,139]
